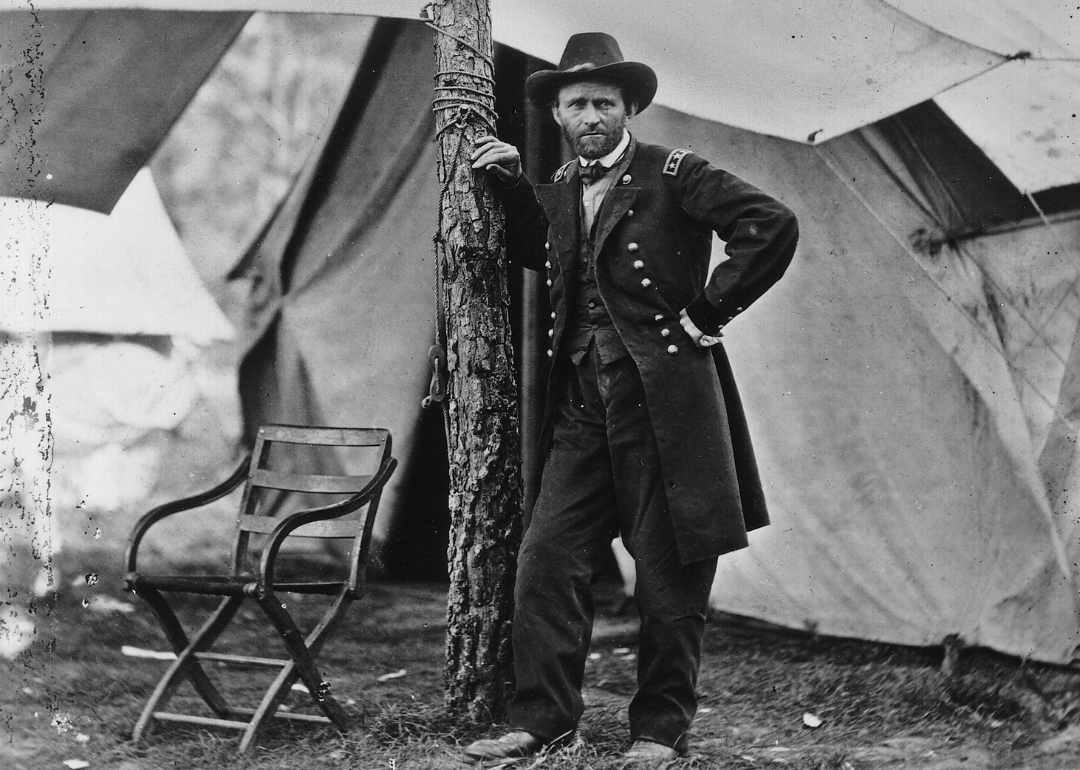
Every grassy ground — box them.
[5,404,1080,769]
[5,541,1080,770]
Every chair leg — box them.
[257,591,351,730]
[235,591,355,752]
[301,591,354,659]
[132,593,244,743]
[238,660,300,752]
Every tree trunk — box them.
[431,0,523,722]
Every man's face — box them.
[551,81,635,160]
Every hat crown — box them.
[525,32,656,113]
[558,32,625,71]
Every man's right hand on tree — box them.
[472,135,522,185]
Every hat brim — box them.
[526,61,657,113]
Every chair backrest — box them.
[233,424,392,584]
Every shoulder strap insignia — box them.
[662,149,690,176]
[552,160,575,183]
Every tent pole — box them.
[518,56,563,517]
[519,92,545,517]
[520,270,540,513]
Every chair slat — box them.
[250,469,373,493]
[128,573,255,596]
[196,652,286,667]
[126,423,395,751]
[256,424,388,447]
[228,707,332,724]
[153,712,248,729]
[284,520,360,539]
[239,515,363,540]
[239,517,278,534]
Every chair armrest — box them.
[258,456,397,591]
[125,456,252,575]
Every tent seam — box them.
[815,143,1072,580]
[871,0,1041,61]
[816,145,1080,436]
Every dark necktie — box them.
[579,161,610,184]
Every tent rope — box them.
[815,147,1074,579]
[1025,190,1078,266]
[425,21,490,61]
[815,145,1080,433]
[886,118,1080,352]
[1018,193,1080,345]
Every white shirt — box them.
[578,129,631,178]
[579,130,631,232]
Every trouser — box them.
[508,342,718,751]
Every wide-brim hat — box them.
[526,32,657,112]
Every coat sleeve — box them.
[673,152,799,336]
[498,174,550,272]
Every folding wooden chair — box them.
[124,424,397,751]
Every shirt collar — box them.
[579,130,631,170]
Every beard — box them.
[562,117,627,160]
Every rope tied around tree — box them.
[432,63,499,140]
[425,22,500,420]
[427,16,498,135]
[432,95,499,139]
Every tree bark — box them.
[431,0,523,721]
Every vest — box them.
[564,152,633,366]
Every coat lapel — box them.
[592,185,639,257]
[534,141,639,267]
[534,173,579,271]
[591,136,640,257]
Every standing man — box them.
[467,33,798,767]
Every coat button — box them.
[547,349,553,358]
[548,328,554,337]
[667,344,679,355]
[654,314,664,322]
[551,311,557,320]
[627,209,634,217]
[736,307,744,313]
[546,279,552,287]
[545,261,552,269]
[641,278,652,288]
[661,328,671,338]
[622,174,632,184]
[627,242,639,252]
[633,260,644,270]
[545,241,551,250]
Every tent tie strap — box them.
[421,344,447,409]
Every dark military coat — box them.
[503,138,798,563]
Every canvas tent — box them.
[2,2,1080,663]
[0,167,235,512]
[4,1,1077,211]
[0,167,234,658]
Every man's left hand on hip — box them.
[679,309,723,347]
